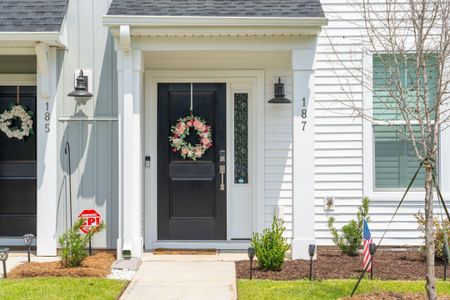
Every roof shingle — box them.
[0,0,68,32]
[107,0,324,18]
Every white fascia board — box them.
[104,15,328,27]
[0,32,65,47]
[103,15,328,36]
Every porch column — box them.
[36,43,58,256]
[117,38,144,258]
[291,47,317,259]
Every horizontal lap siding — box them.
[315,0,423,246]
[265,71,293,238]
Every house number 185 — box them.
[45,102,51,133]
[301,97,307,131]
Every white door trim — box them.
[144,70,264,249]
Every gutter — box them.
[103,15,328,28]
[0,32,65,47]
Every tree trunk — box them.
[424,162,437,300]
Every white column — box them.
[36,44,58,256]
[291,47,317,259]
[117,47,144,258]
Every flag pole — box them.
[350,162,423,297]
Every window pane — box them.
[234,93,248,184]
[373,54,438,121]
[374,125,425,189]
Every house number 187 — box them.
[45,102,51,133]
[301,97,307,131]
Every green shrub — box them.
[415,211,450,260]
[251,217,290,271]
[58,219,105,267]
[328,197,370,256]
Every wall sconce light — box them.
[268,77,291,103]
[308,244,316,280]
[23,233,34,263]
[68,70,93,98]
[0,248,9,278]
[248,247,255,280]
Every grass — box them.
[238,279,450,300]
[0,277,128,300]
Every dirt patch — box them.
[8,252,115,279]
[340,292,450,300]
[236,249,448,280]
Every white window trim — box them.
[362,52,450,201]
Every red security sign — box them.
[78,209,102,234]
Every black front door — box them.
[0,86,37,236]
[157,83,226,240]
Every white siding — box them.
[56,0,118,248]
[315,0,425,246]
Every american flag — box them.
[363,219,373,272]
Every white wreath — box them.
[0,105,34,140]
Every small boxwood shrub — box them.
[251,216,290,271]
[328,197,370,256]
[58,219,105,267]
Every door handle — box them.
[219,150,226,191]
[219,165,225,191]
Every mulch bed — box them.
[8,252,115,279]
[236,248,448,280]
[341,292,450,300]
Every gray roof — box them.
[107,0,325,18]
[0,0,68,32]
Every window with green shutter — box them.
[372,54,437,189]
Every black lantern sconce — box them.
[248,247,255,280]
[369,243,377,280]
[23,233,34,263]
[268,78,291,103]
[0,248,9,278]
[308,244,316,280]
[68,70,93,98]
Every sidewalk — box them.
[120,252,244,300]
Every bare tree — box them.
[326,0,450,298]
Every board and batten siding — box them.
[56,0,118,248]
[315,0,427,246]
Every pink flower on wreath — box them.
[175,122,186,135]
[186,120,193,127]
[193,119,203,129]
[201,138,210,146]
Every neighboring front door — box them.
[0,86,37,236]
[157,83,226,240]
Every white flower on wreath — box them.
[0,105,34,140]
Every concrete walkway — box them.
[120,253,243,300]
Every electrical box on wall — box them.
[324,197,335,211]
[274,206,284,220]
